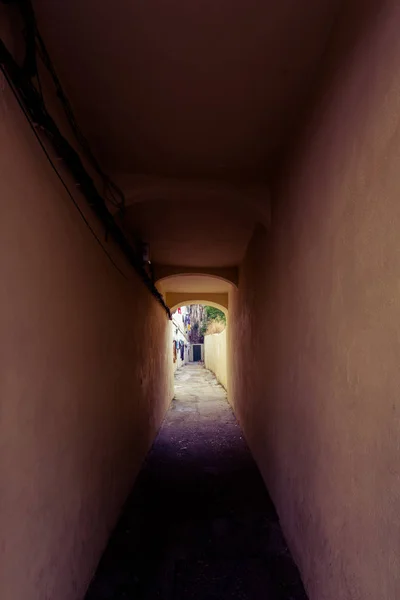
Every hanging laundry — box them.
[173,340,177,362]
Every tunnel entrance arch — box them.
[159,278,231,316]
[170,300,228,391]
[169,298,228,316]
[159,273,233,392]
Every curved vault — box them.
[111,176,270,275]
[158,274,233,314]
[153,265,238,288]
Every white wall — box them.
[204,329,227,389]
[171,314,189,372]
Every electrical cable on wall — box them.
[1,67,127,279]
[3,0,125,211]
[0,0,171,318]
[34,30,125,211]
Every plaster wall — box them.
[229,2,400,599]
[0,72,172,600]
[171,315,189,372]
[204,329,228,390]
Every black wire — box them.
[6,0,125,210]
[1,66,128,279]
[35,60,43,102]
[0,14,171,318]
[34,31,125,210]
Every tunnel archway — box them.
[154,266,238,289]
[170,302,229,392]
[166,293,229,316]
[169,297,228,315]
[157,274,233,314]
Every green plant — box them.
[202,306,226,336]
[205,306,226,324]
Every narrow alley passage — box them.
[85,365,307,600]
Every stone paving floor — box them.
[85,364,308,600]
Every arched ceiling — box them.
[159,275,232,294]
[34,0,340,178]
[119,198,256,267]
[170,299,229,315]
[33,0,341,299]
[110,175,271,227]
[160,275,232,314]
[168,293,229,313]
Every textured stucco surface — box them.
[85,365,307,600]
[229,2,400,599]
[204,329,228,390]
[33,0,340,177]
[0,74,172,600]
[32,0,341,275]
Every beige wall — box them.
[204,329,228,390]
[0,71,173,600]
[229,2,400,599]
[170,321,187,373]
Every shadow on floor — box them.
[85,365,307,600]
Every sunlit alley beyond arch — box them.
[2,1,400,599]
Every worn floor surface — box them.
[86,364,307,600]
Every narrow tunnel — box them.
[2,1,400,600]
[85,361,307,600]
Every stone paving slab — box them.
[85,364,307,600]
